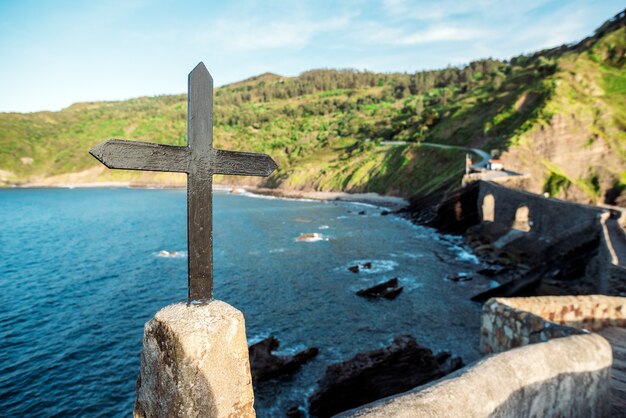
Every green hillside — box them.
[1,11,624,204]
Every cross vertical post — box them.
[187,63,214,301]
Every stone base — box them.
[134,300,255,418]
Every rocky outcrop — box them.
[308,336,463,417]
[348,262,372,273]
[249,336,318,381]
[402,183,480,235]
[356,278,403,299]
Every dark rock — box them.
[356,278,402,299]
[348,265,360,273]
[249,336,319,381]
[476,266,509,277]
[446,272,473,282]
[471,274,540,302]
[382,286,403,300]
[358,210,366,215]
[308,336,463,417]
[471,236,601,301]
[380,210,390,216]
[401,183,480,235]
[286,405,304,417]
[362,262,372,269]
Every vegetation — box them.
[0,11,624,203]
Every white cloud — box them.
[196,15,352,51]
[351,21,487,46]
[381,0,556,21]
[397,26,486,45]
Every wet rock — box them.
[286,405,304,417]
[473,244,494,254]
[249,336,319,381]
[446,272,473,282]
[380,210,390,216]
[471,274,540,302]
[308,335,463,417]
[356,278,403,300]
[362,262,372,269]
[358,210,366,215]
[477,266,509,277]
[403,182,480,235]
[348,265,360,273]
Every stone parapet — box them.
[340,333,612,418]
[134,301,255,418]
[481,295,626,353]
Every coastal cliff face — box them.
[501,24,626,205]
[0,11,624,206]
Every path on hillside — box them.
[606,216,626,267]
[380,141,490,170]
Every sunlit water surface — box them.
[0,188,494,416]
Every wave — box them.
[155,250,187,258]
[339,259,398,274]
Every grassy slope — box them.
[0,12,624,203]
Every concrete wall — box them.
[481,295,626,353]
[339,333,612,418]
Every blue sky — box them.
[0,0,623,113]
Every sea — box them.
[0,188,496,417]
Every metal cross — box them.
[89,62,277,302]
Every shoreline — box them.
[4,181,409,210]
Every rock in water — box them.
[308,336,463,417]
[446,272,473,282]
[286,405,305,418]
[249,336,319,381]
[356,278,403,300]
[348,265,360,273]
[295,233,323,242]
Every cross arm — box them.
[90,139,191,173]
[212,149,278,177]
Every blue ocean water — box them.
[0,188,493,417]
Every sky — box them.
[0,0,623,113]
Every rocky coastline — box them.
[400,181,624,298]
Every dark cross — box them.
[89,62,277,302]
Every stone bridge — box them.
[476,181,626,293]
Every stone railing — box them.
[340,333,611,417]
[481,295,626,353]
[341,295,625,417]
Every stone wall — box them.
[340,333,612,418]
[477,181,604,244]
[481,295,626,353]
[476,180,626,293]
